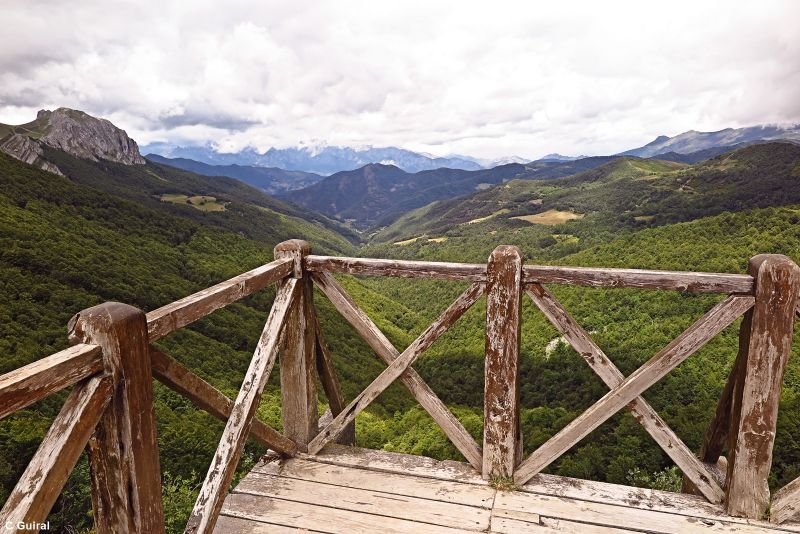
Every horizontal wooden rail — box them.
[306,255,487,281]
[522,265,754,294]
[0,343,102,420]
[146,257,293,341]
[306,255,754,293]
[150,347,299,456]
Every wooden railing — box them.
[1,240,799,533]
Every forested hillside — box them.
[280,157,617,229]
[0,152,389,531]
[145,154,325,195]
[2,140,800,532]
[371,142,800,244]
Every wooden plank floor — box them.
[214,445,800,533]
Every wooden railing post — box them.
[67,302,164,534]
[275,239,318,445]
[725,254,800,518]
[483,245,523,480]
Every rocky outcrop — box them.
[0,107,146,175]
[0,133,64,175]
[37,108,146,165]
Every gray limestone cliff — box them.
[0,107,146,174]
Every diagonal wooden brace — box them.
[186,278,299,534]
[311,271,484,470]
[514,294,754,485]
[308,282,484,454]
[526,283,725,503]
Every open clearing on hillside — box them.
[394,235,448,246]
[466,209,510,225]
[394,236,422,246]
[512,209,584,225]
[160,194,227,212]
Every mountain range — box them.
[140,123,800,176]
[5,109,799,234]
[618,124,800,158]
[141,141,483,175]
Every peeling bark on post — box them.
[725,255,800,519]
[483,245,523,480]
[68,302,165,534]
[275,239,318,445]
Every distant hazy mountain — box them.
[535,153,585,162]
[489,156,530,166]
[142,142,483,175]
[0,107,145,174]
[620,124,800,158]
[145,154,323,194]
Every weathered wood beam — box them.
[311,271,483,470]
[514,294,754,485]
[687,311,753,498]
[306,255,487,281]
[483,246,523,479]
[308,282,484,454]
[522,265,753,294]
[146,257,293,342]
[275,240,318,445]
[311,300,354,445]
[526,283,724,503]
[149,347,299,456]
[0,343,102,420]
[68,302,165,534]
[697,338,746,464]
[726,255,800,519]
[0,375,113,533]
[305,254,753,293]
[772,476,800,524]
[186,278,298,534]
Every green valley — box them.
[2,131,800,532]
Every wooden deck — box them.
[213,445,800,533]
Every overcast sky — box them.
[2,1,798,159]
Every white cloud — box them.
[0,0,798,159]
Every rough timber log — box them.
[275,240,318,445]
[725,255,800,519]
[483,245,523,479]
[68,302,165,534]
